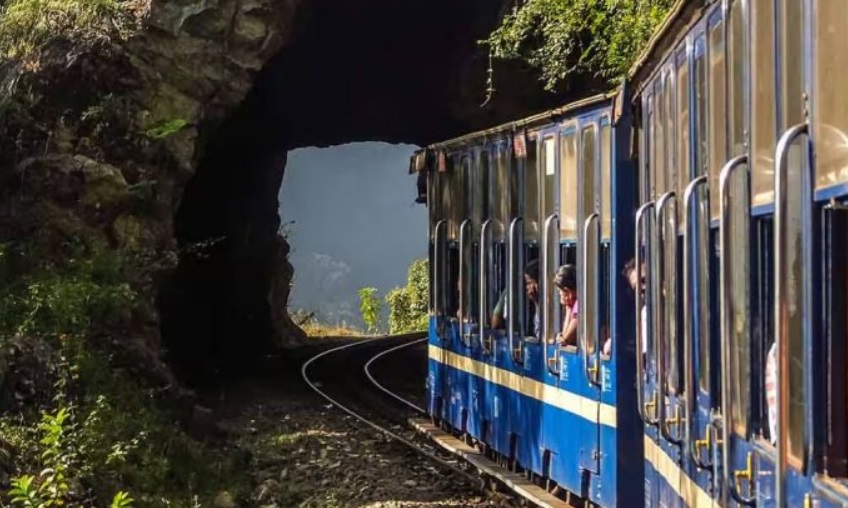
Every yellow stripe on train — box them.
[428,344,617,428]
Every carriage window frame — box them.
[600,119,612,240]
[676,48,692,211]
[580,123,598,355]
[727,0,748,159]
[707,14,727,222]
[655,79,667,198]
[750,0,777,207]
[523,133,541,243]
[493,143,511,239]
[560,126,579,241]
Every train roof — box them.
[627,0,710,96]
[415,92,617,154]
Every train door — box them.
[509,130,546,475]
[591,114,617,506]
[764,0,848,506]
[429,153,448,419]
[476,139,517,463]
[637,88,660,507]
[715,0,763,505]
[446,152,470,432]
[537,126,564,487]
[466,145,493,443]
[681,24,718,507]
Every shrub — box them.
[386,259,428,334]
[357,287,381,334]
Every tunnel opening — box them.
[159,0,602,385]
[280,142,425,334]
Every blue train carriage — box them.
[629,0,848,506]
[413,91,643,507]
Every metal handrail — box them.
[581,213,601,386]
[433,220,448,342]
[480,219,494,354]
[774,123,809,508]
[507,218,525,364]
[542,214,561,376]
[458,220,473,348]
[635,201,658,426]
[656,191,682,446]
[682,175,712,469]
[719,154,756,505]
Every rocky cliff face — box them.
[0,0,588,384]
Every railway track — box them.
[301,333,576,507]
[301,333,528,506]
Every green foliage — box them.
[386,259,429,334]
[0,243,248,507]
[0,246,136,339]
[0,0,139,65]
[144,119,189,140]
[484,0,674,89]
[357,287,381,334]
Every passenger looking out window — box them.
[491,260,541,339]
[554,264,578,347]
[621,259,647,356]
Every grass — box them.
[0,0,142,65]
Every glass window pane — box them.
[697,183,711,392]
[656,83,667,196]
[542,136,557,222]
[709,19,727,221]
[695,47,708,178]
[814,0,848,190]
[678,59,691,206]
[472,153,487,232]
[646,96,655,201]
[665,73,677,200]
[524,137,540,242]
[493,146,509,238]
[601,124,612,239]
[728,0,747,157]
[728,166,751,436]
[664,198,680,394]
[781,0,805,129]
[779,139,807,468]
[751,0,777,206]
[560,131,579,239]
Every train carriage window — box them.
[472,151,490,232]
[645,95,655,202]
[665,72,677,202]
[780,0,805,129]
[561,130,579,239]
[694,42,708,178]
[655,81,667,198]
[708,18,727,221]
[524,136,540,242]
[442,160,456,239]
[727,0,747,158]
[600,123,612,239]
[751,0,777,206]
[677,55,691,204]
[813,0,848,190]
[494,145,511,238]
[581,124,598,354]
[542,136,557,222]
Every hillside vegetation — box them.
[485,0,674,90]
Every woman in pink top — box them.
[553,264,578,347]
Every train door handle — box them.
[733,452,755,498]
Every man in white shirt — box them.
[616,258,647,356]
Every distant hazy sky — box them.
[279,142,426,328]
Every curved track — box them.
[301,334,485,488]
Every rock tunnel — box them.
[157,0,602,384]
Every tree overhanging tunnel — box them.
[161,0,601,383]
